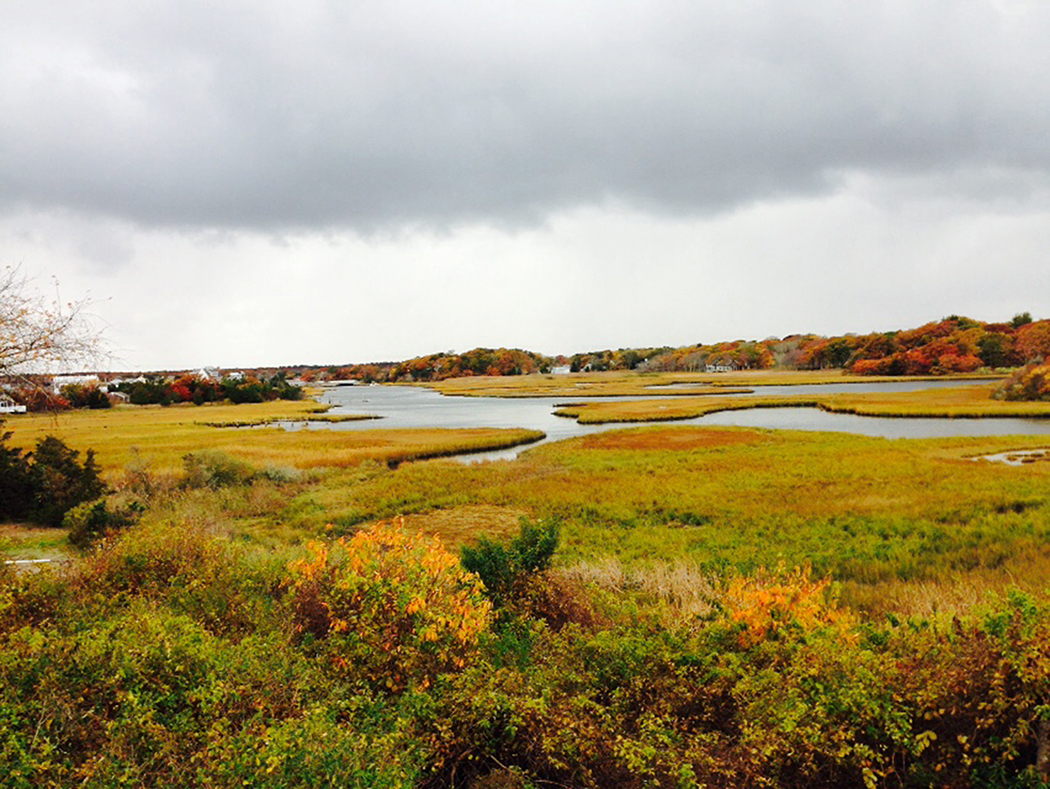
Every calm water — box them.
[645,379,982,396]
[306,383,1050,462]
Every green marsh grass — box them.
[298,425,1050,602]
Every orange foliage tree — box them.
[1016,320,1050,363]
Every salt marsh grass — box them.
[2,401,543,476]
[556,382,1050,423]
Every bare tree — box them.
[0,265,105,380]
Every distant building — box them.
[109,375,148,387]
[52,374,101,394]
[550,366,571,375]
[196,367,221,381]
[705,364,735,373]
[0,395,26,414]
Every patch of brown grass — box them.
[398,504,530,550]
[556,384,1050,424]
[842,548,1050,618]
[559,556,722,627]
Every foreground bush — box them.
[2,518,1048,788]
[460,518,559,608]
[286,518,492,693]
[63,497,144,549]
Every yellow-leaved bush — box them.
[724,565,854,647]
[285,517,491,692]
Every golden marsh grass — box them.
[425,368,999,398]
[555,381,1050,423]
[1,401,543,476]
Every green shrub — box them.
[182,450,254,489]
[461,519,559,608]
[253,464,302,484]
[0,426,33,521]
[0,431,105,525]
[63,498,143,550]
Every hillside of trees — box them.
[286,313,1048,383]
[298,347,559,384]
[577,313,1048,377]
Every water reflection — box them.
[645,379,984,396]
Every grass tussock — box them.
[559,556,723,625]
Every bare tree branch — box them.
[0,264,106,380]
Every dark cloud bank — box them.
[2,1,1048,233]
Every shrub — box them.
[9,435,105,526]
[723,564,852,648]
[63,498,144,550]
[0,426,33,520]
[286,517,491,692]
[73,520,285,637]
[461,519,559,608]
[182,449,254,489]
[253,464,302,484]
[59,383,111,409]
[993,364,1050,402]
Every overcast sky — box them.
[3,1,1049,370]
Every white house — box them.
[0,395,26,414]
[51,374,101,394]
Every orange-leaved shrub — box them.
[724,565,853,647]
[286,517,491,692]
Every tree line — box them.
[281,313,1049,384]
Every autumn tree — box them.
[0,265,103,381]
[1016,319,1050,363]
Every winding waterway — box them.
[305,381,1050,463]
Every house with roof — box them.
[0,395,26,414]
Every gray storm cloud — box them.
[2,0,1049,232]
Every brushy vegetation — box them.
[2,514,1048,787]
[3,388,1050,786]
[296,313,1047,384]
[113,371,304,405]
[0,428,104,526]
[995,365,1050,402]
